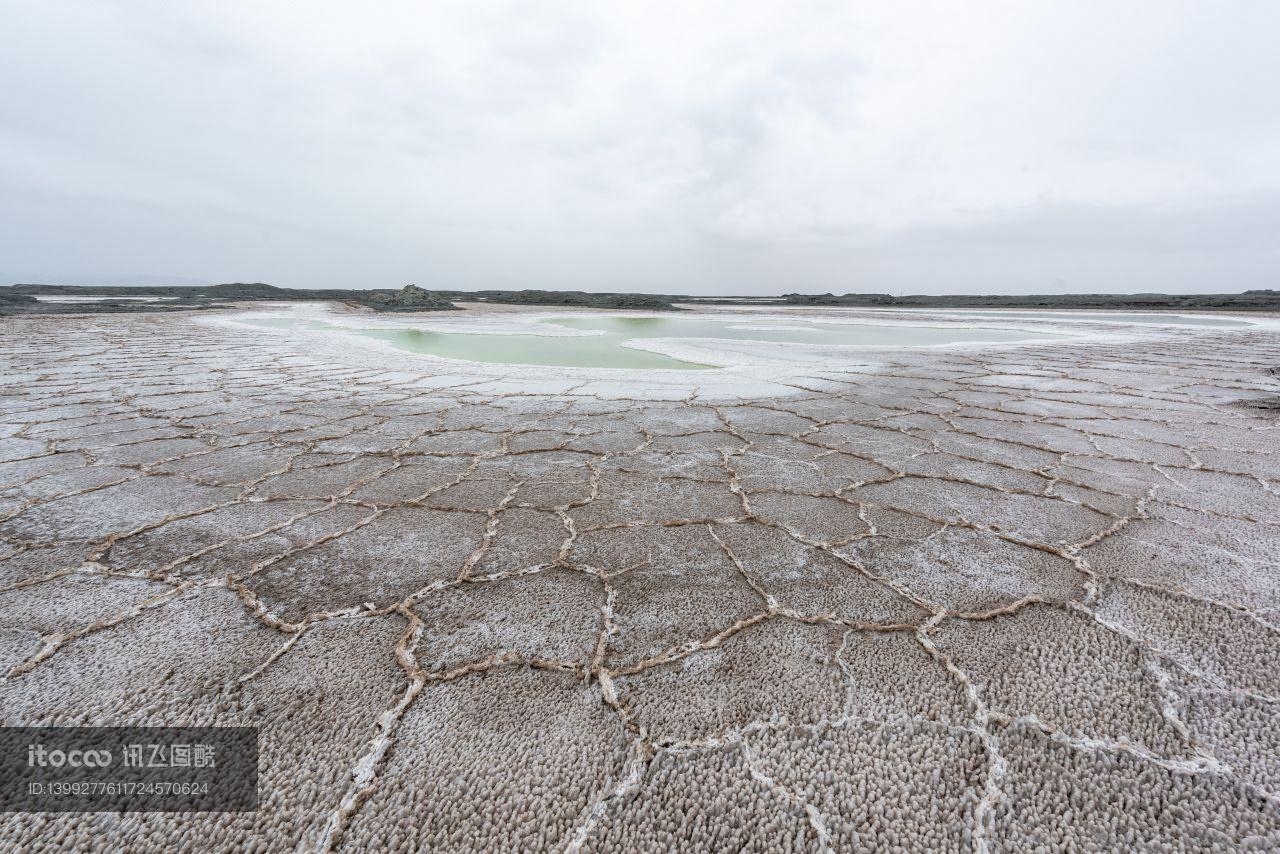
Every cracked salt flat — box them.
[1,304,1279,852]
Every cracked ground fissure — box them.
[1,311,1279,851]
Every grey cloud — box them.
[1,1,1277,293]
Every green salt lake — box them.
[238,314,1081,369]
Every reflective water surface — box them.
[234,312,1104,370]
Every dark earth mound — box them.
[359,284,458,312]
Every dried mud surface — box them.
[1,311,1279,852]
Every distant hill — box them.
[778,290,1280,311]
[4,282,1278,316]
[459,290,680,310]
[1,282,459,315]
[0,283,682,314]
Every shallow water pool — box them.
[237,317,298,330]
[236,313,1076,369]
[314,314,1069,370]
[358,327,715,370]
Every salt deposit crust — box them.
[1,306,1278,852]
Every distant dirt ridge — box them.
[777,289,1280,311]
[5,282,1279,316]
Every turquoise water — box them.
[357,327,714,370]
[238,317,298,329]
[236,316,711,368]
[237,313,1074,370]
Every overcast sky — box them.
[2,1,1277,294]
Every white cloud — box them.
[1,0,1277,293]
